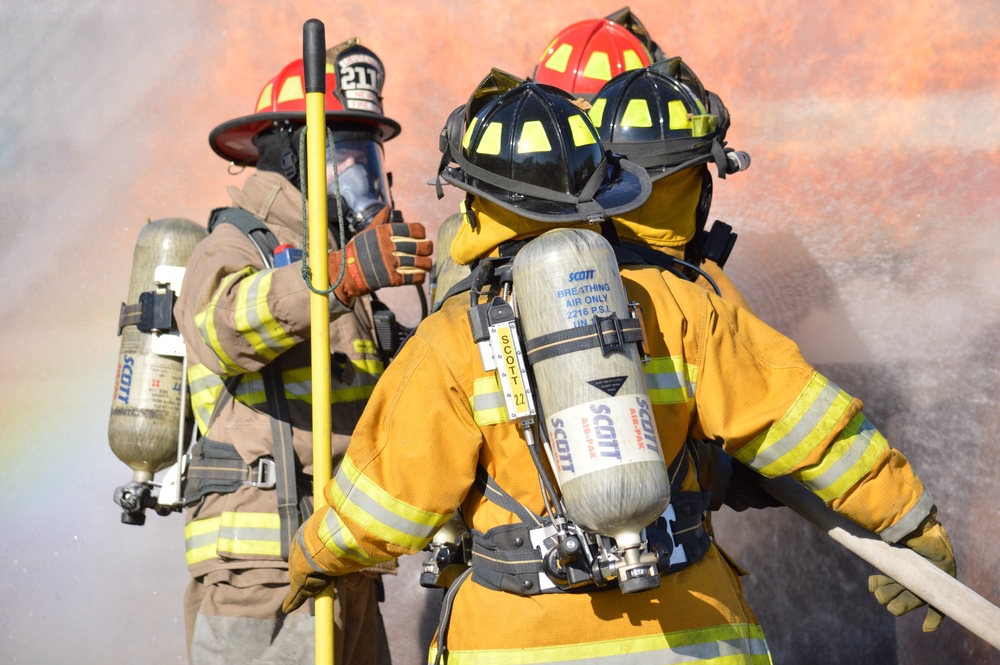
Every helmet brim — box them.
[440,157,651,223]
[208,111,401,164]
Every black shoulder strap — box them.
[208,207,280,268]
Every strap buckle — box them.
[246,457,276,489]
[594,314,626,356]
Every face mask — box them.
[332,162,384,234]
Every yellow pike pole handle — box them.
[303,18,335,665]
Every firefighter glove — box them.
[868,511,957,632]
[283,536,334,614]
[328,206,432,304]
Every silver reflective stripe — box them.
[444,635,770,665]
[799,418,876,494]
[473,391,505,412]
[334,471,439,543]
[751,381,842,470]
[242,270,289,356]
[218,525,280,544]
[185,531,217,553]
[880,490,935,543]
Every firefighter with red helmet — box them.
[175,38,430,664]
[532,15,652,101]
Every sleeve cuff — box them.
[879,489,935,543]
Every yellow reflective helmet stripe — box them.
[644,356,697,409]
[794,413,888,501]
[471,375,507,426]
[195,269,249,375]
[277,74,303,104]
[517,120,552,154]
[568,115,597,147]
[622,98,653,128]
[690,114,718,138]
[735,373,853,478]
[235,268,295,360]
[462,117,479,151]
[668,99,693,131]
[477,122,503,156]
[439,621,770,664]
[623,49,644,71]
[256,82,274,112]
[544,43,573,73]
[588,98,607,128]
[582,51,612,81]
[332,457,451,551]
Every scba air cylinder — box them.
[109,218,206,485]
[511,228,669,558]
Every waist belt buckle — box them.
[247,457,276,489]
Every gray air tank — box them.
[511,227,669,552]
[430,211,471,308]
[109,217,206,485]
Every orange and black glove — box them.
[328,207,432,304]
[283,533,334,614]
[869,510,957,632]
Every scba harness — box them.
[429,237,717,663]
[183,207,410,560]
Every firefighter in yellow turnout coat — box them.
[285,81,955,664]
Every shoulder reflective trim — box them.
[623,49,644,71]
[462,117,479,151]
[568,115,597,147]
[277,74,303,104]
[643,356,696,407]
[354,339,379,355]
[440,622,770,665]
[471,375,508,426]
[880,489,935,544]
[195,269,251,375]
[668,99,692,131]
[477,122,503,156]
[256,82,274,112]
[588,98,607,129]
[235,268,295,360]
[517,120,552,154]
[332,457,452,551]
[544,43,573,73]
[319,504,387,567]
[582,51,611,82]
[794,414,888,501]
[735,373,853,478]
[623,98,654,129]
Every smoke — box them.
[2,1,998,663]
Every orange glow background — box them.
[1,1,998,663]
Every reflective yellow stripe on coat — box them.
[433,622,772,665]
[184,512,282,566]
[734,373,887,502]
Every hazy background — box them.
[1,1,998,663]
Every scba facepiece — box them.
[326,132,391,235]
